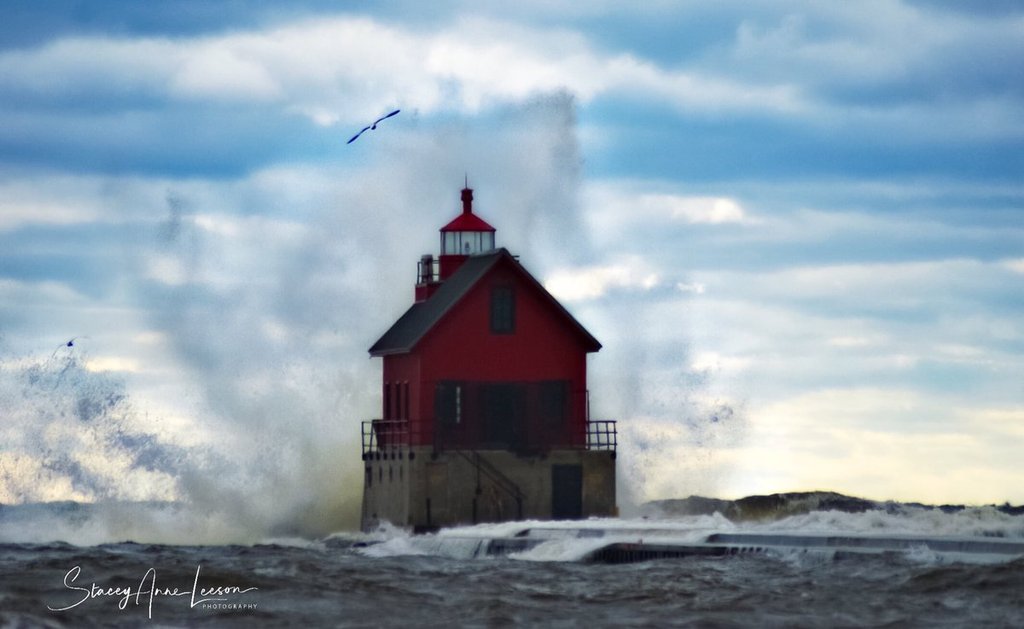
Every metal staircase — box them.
[454,450,525,521]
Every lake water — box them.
[2,502,1023,627]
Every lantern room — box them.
[438,186,496,279]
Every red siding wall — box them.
[391,261,591,447]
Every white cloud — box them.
[827,336,872,348]
[1003,258,1024,274]
[0,6,1018,145]
[690,351,752,374]
[544,257,660,302]
[0,36,178,97]
[192,213,244,238]
[0,278,86,306]
[641,193,752,225]
[581,180,757,251]
[716,388,1024,504]
[144,254,189,286]
[132,331,168,346]
[723,4,1024,140]
[0,171,116,231]
[0,15,813,128]
[170,45,283,102]
[732,7,930,85]
[566,175,1021,504]
[704,258,999,307]
[964,407,1024,439]
[0,203,102,231]
[85,356,142,373]
[586,181,754,225]
[729,2,1021,92]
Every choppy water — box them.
[2,503,1024,627]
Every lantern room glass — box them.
[442,231,495,256]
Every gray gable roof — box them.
[368,248,601,356]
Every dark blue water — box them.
[3,536,1023,627]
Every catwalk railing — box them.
[361,418,617,459]
[585,420,617,452]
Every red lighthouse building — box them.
[361,185,616,531]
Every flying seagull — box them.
[51,336,88,359]
[347,109,401,144]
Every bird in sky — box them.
[51,336,88,359]
[347,109,401,144]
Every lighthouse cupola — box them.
[438,184,496,279]
[415,183,498,302]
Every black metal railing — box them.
[416,256,440,285]
[361,417,617,458]
[361,419,422,459]
[586,420,617,452]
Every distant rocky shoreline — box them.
[640,491,1024,521]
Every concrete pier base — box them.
[360,447,616,532]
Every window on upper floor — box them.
[490,285,515,334]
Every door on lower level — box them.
[551,464,583,519]
[483,383,526,450]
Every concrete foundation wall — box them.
[361,448,616,531]
[360,455,411,530]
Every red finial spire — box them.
[461,177,473,214]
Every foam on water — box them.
[753,505,1024,539]
[357,534,431,558]
[349,507,1024,565]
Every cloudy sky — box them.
[1,1,1022,534]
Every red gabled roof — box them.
[369,248,601,356]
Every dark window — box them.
[490,286,515,334]
[403,382,410,420]
[436,381,459,426]
[384,382,391,420]
[483,383,526,449]
[540,380,568,427]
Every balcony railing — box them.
[361,419,422,459]
[417,256,440,284]
[586,420,618,452]
[361,417,617,459]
